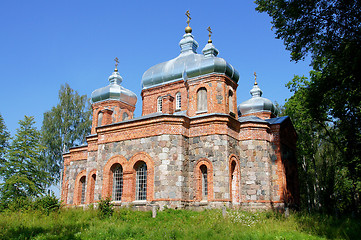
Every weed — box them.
[97,196,114,219]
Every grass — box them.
[0,207,359,240]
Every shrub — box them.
[34,193,61,215]
[98,196,114,218]
[5,196,33,212]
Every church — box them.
[61,13,299,210]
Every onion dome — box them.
[141,16,239,89]
[91,66,137,107]
[237,77,278,117]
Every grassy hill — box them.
[0,207,359,239]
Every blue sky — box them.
[0,0,312,137]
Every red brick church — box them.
[61,14,299,210]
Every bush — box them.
[34,193,61,215]
[5,196,33,212]
[98,196,114,218]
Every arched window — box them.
[112,164,123,201]
[176,92,181,110]
[229,90,234,113]
[200,165,208,200]
[80,176,86,204]
[122,112,129,121]
[157,97,163,112]
[135,162,147,200]
[97,111,103,127]
[197,88,207,112]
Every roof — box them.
[265,116,289,125]
[141,32,239,89]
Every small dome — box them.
[91,70,137,107]
[141,32,239,89]
[237,83,278,117]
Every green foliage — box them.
[97,197,114,219]
[284,75,356,214]
[0,193,60,214]
[255,0,361,62]
[34,193,61,215]
[256,0,361,214]
[0,116,51,208]
[0,113,10,166]
[0,208,360,239]
[42,83,91,183]
[4,196,33,212]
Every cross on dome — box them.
[207,26,212,43]
[114,57,119,72]
[185,10,192,33]
[254,71,258,85]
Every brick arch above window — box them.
[102,155,128,199]
[128,152,154,202]
[74,170,87,205]
[194,158,213,202]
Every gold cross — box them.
[186,10,191,26]
[254,72,258,85]
[207,26,212,43]
[114,57,119,71]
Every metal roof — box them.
[141,33,239,89]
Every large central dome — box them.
[141,31,239,89]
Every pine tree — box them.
[0,116,51,204]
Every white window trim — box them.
[157,97,163,112]
[176,92,181,110]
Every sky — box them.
[0,0,312,137]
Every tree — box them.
[284,75,347,214]
[0,113,10,166]
[256,0,361,214]
[0,116,50,205]
[42,83,91,183]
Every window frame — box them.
[135,162,147,201]
[200,165,208,200]
[196,87,208,113]
[80,176,86,204]
[112,164,124,201]
[176,92,181,110]
[157,97,163,113]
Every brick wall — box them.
[141,74,238,118]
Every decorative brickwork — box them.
[91,100,135,134]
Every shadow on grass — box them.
[294,212,361,240]
[2,222,87,240]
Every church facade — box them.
[61,19,299,210]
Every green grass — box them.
[0,208,359,240]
